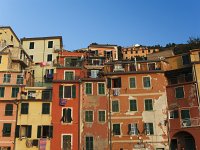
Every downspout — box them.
[78,80,81,150]
[193,64,200,109]
[108,88,112,150]
[13,100,19,150]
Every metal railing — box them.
[181,118,200,128]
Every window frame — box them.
[64,70,75,81]
[129,77,136,89]
[47,54,53,62]
[0,87,5,97]
[143,76,151,88]
[112,100,119,112]
[175,86,184,99]
[144,123,154,135]
[61,107,73,124]
[42,103,50,114]
[129,99,137,111]
[85,82,93,95]
[112,123,121,136]
[48,41,53,48]
[97,82,105,95]
[29,42,34,49]
[21,103,29,114]
[85,136,94,150]
[5,104,13,116]
[2,123,12,137]
[98,110,106,123]
[11,87,19,98]
[3,74,11,83]
[85,110,94,123]
[61,134,73,150]
[144,99,153,111]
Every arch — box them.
[170,131,196,150]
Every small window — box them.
[3,74,11,83]
[30,55,33,61]
[62,135,72,150]
[42,103,50,114]
[5,104,13,116]
[37,125,53,138]
[62,108,72,123]
[112,100,119,112]
[98,111,106,122]
[2,123,11,137]
[0,87,5,97]
[143,76,151,88]
[182,54,190,65]
[181,109,190,119]
[86,136,93,150]
[65,71,74,80]
[113,124,120,135]
[144,123,154,135]
[169,110,179,119]
[15,125,32,138]
[29,42,34,49]
[47,54,52,62]
[48,41,53,48]
[16,75,23,84]
[145,99,153,111]
[85,83,92,95]
[175,87,184,98]
[129,77,136,88]
[21,103,29,114]
[59,85,76,99]
[85,111,93,122]
[130,99,137,111]
[11,87,19,98]
[98,83,105,95]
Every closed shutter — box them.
[107,78,111,88]
[27,125,32,138]
[37,126,41,138]
[72,85,76,98]
[15,125,20,138]
[49,126,53,138]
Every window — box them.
[48,41,53,48]
[130,100,137,111]
[98,111,106,122]
[15,125,32,138]
[169,110,179,119]
[0,87,5,97]
[113,124,120,135]
[28,91,36,99]
[143,76,151,88]
[21,103,29,114]
[85,83,92,95]
[65,71,74,80]
[16,75,23,84]
[144,123,154,135]
[182,54,190,65]
[37,126,53,138]
[5,104,13,116]
[175,87,184,98]
[59,85,76,99]
[30,55,33,60]
[112,101,119,112]
[90,70,99,78]
[2,123,11,137]
[3,74,11,83]
[145,99,153,111]
[86,136,93,150]
[0,55,2,64]
[98,83,105,94]
[62,135,72,150]
[62,108,72,123]
[181,109,190,119]
[85,111,93,122]
[47,54,52,62]
[42,103,50,114]
[42,90,52,100]
[107,77,121,88]
[129,77,136,88]
[29,42,34,49]
[128,123,138,135]
[11,87,19,98]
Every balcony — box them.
[168,73,193,85]
[64,61,82,68]
[181,118,200,128]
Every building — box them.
[15,87,52,150]
[21,36,63,87]
[0,26,32,150]
[165,49,200,150]
[51,51,84,150]
[122,45,159,60]
[80,50,109,150]
[103,59,169,150]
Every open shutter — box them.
[67,108,72,122]
[49,126,53,138]
[107,78,111,88]
[27,125,32,138]
[128,124,131,134]
[37,126,41,138]
[59,85,63,98]
[63,108,67,122]
[15,125,20,138]
[72,85,76,98]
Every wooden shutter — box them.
[37,126,41,138]
[49,126,53,138]
[27,125,32,138]
[15,125,20,138]
[59,85,63,98]
[72,85,76,98]
[107,78,111,88]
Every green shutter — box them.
[15,125,20,138]
[37,126,41,138]
[59,85,63,98]
[130,78,136,88]
[49,126,53,138]
[27,125,32,138]
[72,85,76,98]
[107,78,111,88]
[128,124,131,134]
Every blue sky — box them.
[1,0,200,50]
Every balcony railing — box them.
[181,118,200,128]
[168,73,193,85]
[64,61,82,68]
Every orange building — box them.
[51,51,84,150]
[103,60,169,150]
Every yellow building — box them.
[15,87,52,150]
[21,36,63,87]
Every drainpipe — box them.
[13,99,19,150]
[78,80,81,150]
[193,64,200,110]
[108,88,112,150]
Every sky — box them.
[1,0,200,50]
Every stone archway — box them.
[170,131,196,150]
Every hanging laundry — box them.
[39,138,46,150]
[40,62,47,67]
